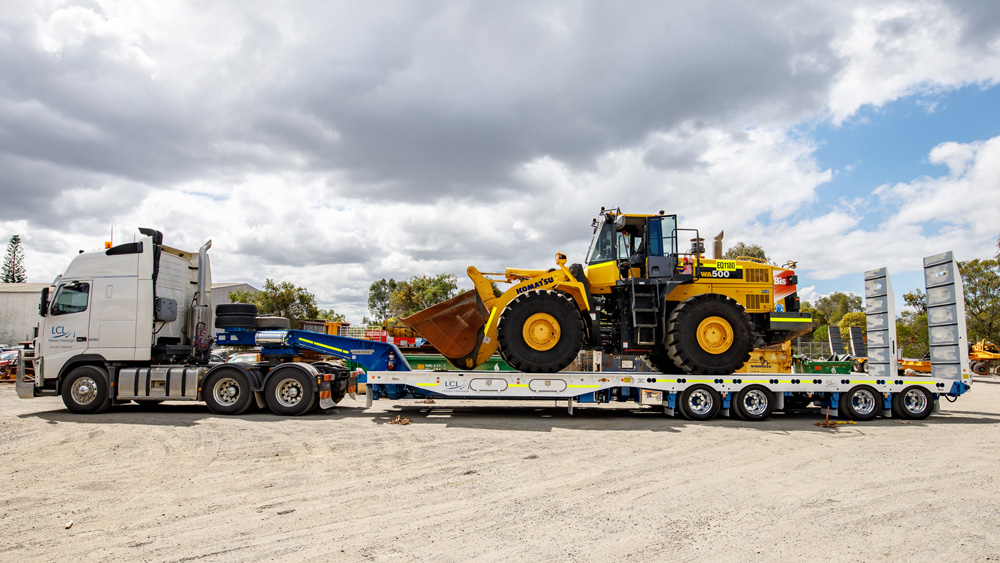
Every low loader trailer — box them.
[17,229,971,422]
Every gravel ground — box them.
[1,378,999,562]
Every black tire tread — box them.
[665,295,753,375]
[215,314,257,329]
[497,290,585,373]
[216,303,258,317]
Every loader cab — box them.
[585,212,679,291]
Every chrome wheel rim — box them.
[742,389,769,416]
[902,389,928,414]
[852,389,877,416]
[212,378,241,406]
[275,378,304,408]
[687,389,714,416]
[71,377,98,405]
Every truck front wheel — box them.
[62,366,112,414]
[203,368,254,415]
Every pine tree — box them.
[2,235,27,283]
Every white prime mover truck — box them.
[17,229,973,422]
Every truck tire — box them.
[265,369,317,416]
[665,295,752,375]
[679,384,721,421]
[256,316,291,329]
[216,303,258,317]
[62,366,112,414]
[203,368,254,415]
[215,314,257,329]
[892,386,934,420]
[839,385,880,421]
[497,290,584,373]
[733,385,774,421]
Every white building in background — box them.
[0,283,48,346]
[0,282,258,347]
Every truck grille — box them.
[745,268,770,283]
[746,293,771,311]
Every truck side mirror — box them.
[39,287,49,317]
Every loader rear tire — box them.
[972,361,989,376]
[665,295,752,375]
[645,348,685,374]
[497,290,584,373]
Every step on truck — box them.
[17,229,972,421]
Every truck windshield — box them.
[587,221,616,264]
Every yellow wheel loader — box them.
[402,208,812,375]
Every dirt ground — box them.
[2,379,1000,563]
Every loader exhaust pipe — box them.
[713,231,724,259]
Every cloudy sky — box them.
[2,0,999,322]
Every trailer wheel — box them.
[62,366,112,414]
[265,370,317,416]
[734,385,774,422]
[839,385,880,421]
[679,384,721,421]
[203,368,254,415]
[665,295,752,375]
[497,290,584,373]
[972,361,989,376]
[892,386,934,420]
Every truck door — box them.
[40,280,94,378]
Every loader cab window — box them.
[646,215,677,257]
[587,220,617,264]
[50,282,90,316]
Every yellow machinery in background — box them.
[404,208,811,375]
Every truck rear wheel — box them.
[679,384,721,421]
[62,366,112,414]
[839,385,880,421]
[497,290,584,373]
[203,368,254,415]
[665,295,752,375]
[265,369,317,416]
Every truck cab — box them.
[32,229,213,398]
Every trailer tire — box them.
[203,368,254,415]
[216,303,258,317]
[256,316,291,329]
[497,290,584,373]
[215,314,257,329]
[265,369,317,416]
[665,295,753,375]
[892,386,934,420]
[839,385,880,421]
[62,366,112,414]
[734,385,774,422]
[679,384,721,421]
[972,361,989,376]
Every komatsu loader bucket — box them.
[401,290,490,369]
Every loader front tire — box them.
[497,290,584,373]
[665,295,752,375]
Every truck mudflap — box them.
[15,350,34,399]
[317,369,358,410]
